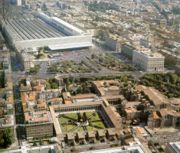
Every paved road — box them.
[12,71,144,83]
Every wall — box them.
[121,44,135,60]
[15,35,92,50]
[26,123,54,138]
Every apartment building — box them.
[25,111,54,138]
[20,78,62,139]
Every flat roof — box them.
[169,141,180,153]
[52,17,84,34]
[48,42,92,50]
[5,18,66,41]
[93,80,120,96]
[80,144,146,153]
[136,85,169,106]
[135,50,164,58]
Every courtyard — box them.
[58,111,107,133]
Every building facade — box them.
[121,43,135,60]
[133,50,164,72]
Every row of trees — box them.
[0,128,14,148]
[29,65,40,74]
[46,78,59,89]
[140,73,180,98]
[87,1,119,12]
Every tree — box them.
[29,65,40,74]
[48,78,59,89]
[0,128,13,148]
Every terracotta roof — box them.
[25,111,52,123]
[136,85,169,106]
[93,80,120,96]
[125,107,138,113]
[72,93,97,99]
[170,98,180,105]
[62,92,71,99]
[159,109,180,117]
[152,111,160,120]
[37,100,47,109]
[48,97,63,102]
[21,91,37,104]
[105,106,121,129]
[64,100,72,105]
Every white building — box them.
[165,141,180,153]
[16,0,22,6]
[3,12,92,51]
[133,50,164,72]
[21,52,34,71]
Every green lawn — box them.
[58,111,106,133]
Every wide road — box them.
[12,71,145,85]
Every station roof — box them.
[48,42,92,50]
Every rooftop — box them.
[52,17,84,35]
[25,111,52,124]
[159,109,180,117]
[136,85,169,107]
[134,50,164,58]
[93,80,120,96]
[80,144,146,153]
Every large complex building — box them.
[135,85,180,129]
[50,101,122,145]
[133,50,164,72]
[3,12,92,51]
[135,85,169,109]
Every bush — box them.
[29,65,40,74]
[0,128,14,148]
